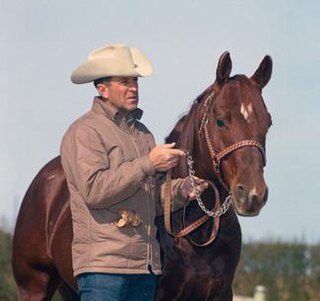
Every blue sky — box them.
[1,0,320,243]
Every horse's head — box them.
[194,52,272,216]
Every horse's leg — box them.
[214,288,233,301]
[12,199,61,300]
[157,276,231,301]
[13,262,61,301]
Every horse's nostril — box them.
[236,184,246,203]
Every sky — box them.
[1,0,320,243]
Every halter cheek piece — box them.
[164,92,266,246]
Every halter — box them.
[200,91,266,181]
[164,91,266,246]
[204,125,266,183]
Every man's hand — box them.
[180,176,209,200]
[149,143,185,172]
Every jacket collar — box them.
[91,97,143,126]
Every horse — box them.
[12,51,272,301]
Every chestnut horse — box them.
[12,52,272,301]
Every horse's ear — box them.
[216,51,232,84]
[251,55,273,89]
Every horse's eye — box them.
[216,119,225,128]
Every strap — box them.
[164,171,221,246]
[182,196,220,247]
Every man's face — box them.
[102,77,139,115]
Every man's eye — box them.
[216,119,225,128]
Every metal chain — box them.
[186,152,232,217]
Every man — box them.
[60,44,208,301]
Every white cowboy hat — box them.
[71,44,153,84]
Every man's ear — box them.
[96,84,109,98]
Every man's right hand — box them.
[149,143,185,172]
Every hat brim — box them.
[71,47,152,84]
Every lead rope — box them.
[164,152,230,246]
[164,169,220,245]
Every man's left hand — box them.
[180,176,209,200]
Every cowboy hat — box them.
[71,44,153,84]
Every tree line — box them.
[1,229,319,301]
[233,241,320,301]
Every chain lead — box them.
[186,152,231,217]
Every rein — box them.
[164,91,266,246]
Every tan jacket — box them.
[60,97,184,277]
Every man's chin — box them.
[128,103,138,110]
[125,105,138,114]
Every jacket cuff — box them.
[160,178,186,212]
[170,178,186,211]
[140,155,156,176]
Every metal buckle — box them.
[114,209,142,228]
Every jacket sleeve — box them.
[60,124,155,209]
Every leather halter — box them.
[164,91,266,246]
[201,91,266,188]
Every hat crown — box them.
[88,44,134,66]
[71,43,152,84]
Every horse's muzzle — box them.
[232,184,268,216]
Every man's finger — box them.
[194,177,208,186]
[188,192,195,200]
[161,142,176,149]
[198,183,209,192]
[169,149,186,157]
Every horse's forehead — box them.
[216,76,260,106]
[213,76,270,125]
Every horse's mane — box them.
[165,84,214,178]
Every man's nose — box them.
[129,83,138,91]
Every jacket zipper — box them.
[124,120,152,271]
